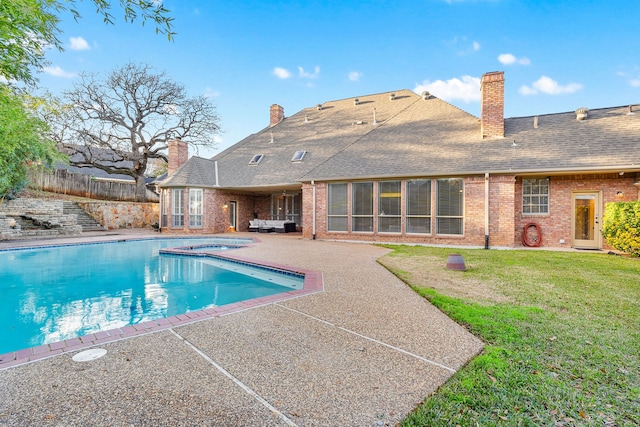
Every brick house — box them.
[158,71,640,249]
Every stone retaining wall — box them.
[0,199,82,240]
[78,201,159,230]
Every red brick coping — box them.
[0,240,323,370]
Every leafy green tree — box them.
[0,86,63,200]
[0,1,174,200]
[0,0,174,86]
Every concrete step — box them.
[62,201,105,232]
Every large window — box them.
[522,178,549,214]
[327,183,348,231]
[172,189,184,227]
[406,179,431,233]
[189,188,203,228]
[378,181,401,233]
[352,182,373,232]
[436,178,463,235]
[161,189,169,227]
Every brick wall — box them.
[489,175,517,247]
[303,174,639,249]
[514,173,639,249]
[162,173,639,250]
[162,188,271,234]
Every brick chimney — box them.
[168,138,188,175]
[270,104,284,127]
[480,71,505,139]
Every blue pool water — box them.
[0,238,303,355]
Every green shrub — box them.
[602,201,640,256]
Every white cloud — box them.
[414,75,481,103]
[445,36,480,55]
[298,66,320,79]
[630,79,640,87]
[69,36,90,51]
[272,67,291,79]
[348,71,363,82]
[518,85,538,96]
[43,66,77,78]
[203,87,220,98]
[498,53,530,66]
[519,76,583,96]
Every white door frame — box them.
[571,191,602,249]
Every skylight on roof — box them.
[249,154,264,165]
[291,150,306,162]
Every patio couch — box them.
[248,219,296,233]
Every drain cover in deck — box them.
[72,348,107,362]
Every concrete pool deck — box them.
[0,231,484,426]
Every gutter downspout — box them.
[484,172,490,249]
[312,180,316,240]
[159,189,163,232]
[214,161,219,187]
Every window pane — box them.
[406,180,431,234]
[407,180,430,215]
[189,189,202,227]
[353,216,373,232]
[328,216,347,231]
[437,179,463,216]
[407,217,430,234]
[436,179,463,235]
[522,178,549,214]
[379,217,401,233]
[437,218,463,235]
[352,182,373,215]
[378,181,401,216]
[328,183,348,231]
[328,183,348,215]
[172,189,184,227]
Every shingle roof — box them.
[303,104,640,180]
[208,89,421,189]
[160,90,640,189]
[502,107,640,173]
[160,156,219,188]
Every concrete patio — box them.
[0,231,484,426]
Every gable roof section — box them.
[160,156,219,188]
[300,94,482,181]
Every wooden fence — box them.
[29,169,159,202]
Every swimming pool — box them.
[0,238,304,355]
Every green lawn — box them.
[378,246,639,427]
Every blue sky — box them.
[40,0,640,158]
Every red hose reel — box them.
[522,222,543,247]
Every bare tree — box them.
[52,62,220,201]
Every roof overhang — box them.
[299,164,640,183]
